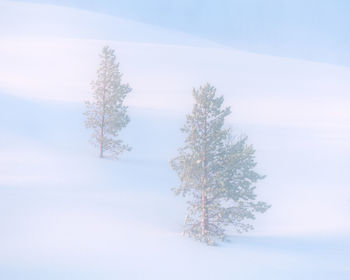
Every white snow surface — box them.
[0,1,349,279]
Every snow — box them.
[0,92,349,279]
[0,1,349,279]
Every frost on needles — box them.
[170,83,270,246]
[84,46,132,159]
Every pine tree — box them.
[84,46,132,158]
[170,83,270,245]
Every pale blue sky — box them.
[17,0,350,66]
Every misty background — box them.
[0,0,349,279]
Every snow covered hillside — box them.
[0,1,349,279]
[0,92,349,280]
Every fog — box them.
[0,1,349,279]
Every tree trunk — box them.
[201,102,208,237]
[201,191,207,236]
[99,111,104,158]
[99,138,103,158]
[99,55,107,158]
[99,109,105,158]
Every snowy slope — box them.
[0,1,350,279]
[0,93,349,280]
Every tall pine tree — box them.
[85,46,131,158]
[170,83,270,245]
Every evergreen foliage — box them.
[84,46,131,158]
[170,83,270,245]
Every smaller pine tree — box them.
[171,83,270,245]
[84,46,131,158]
